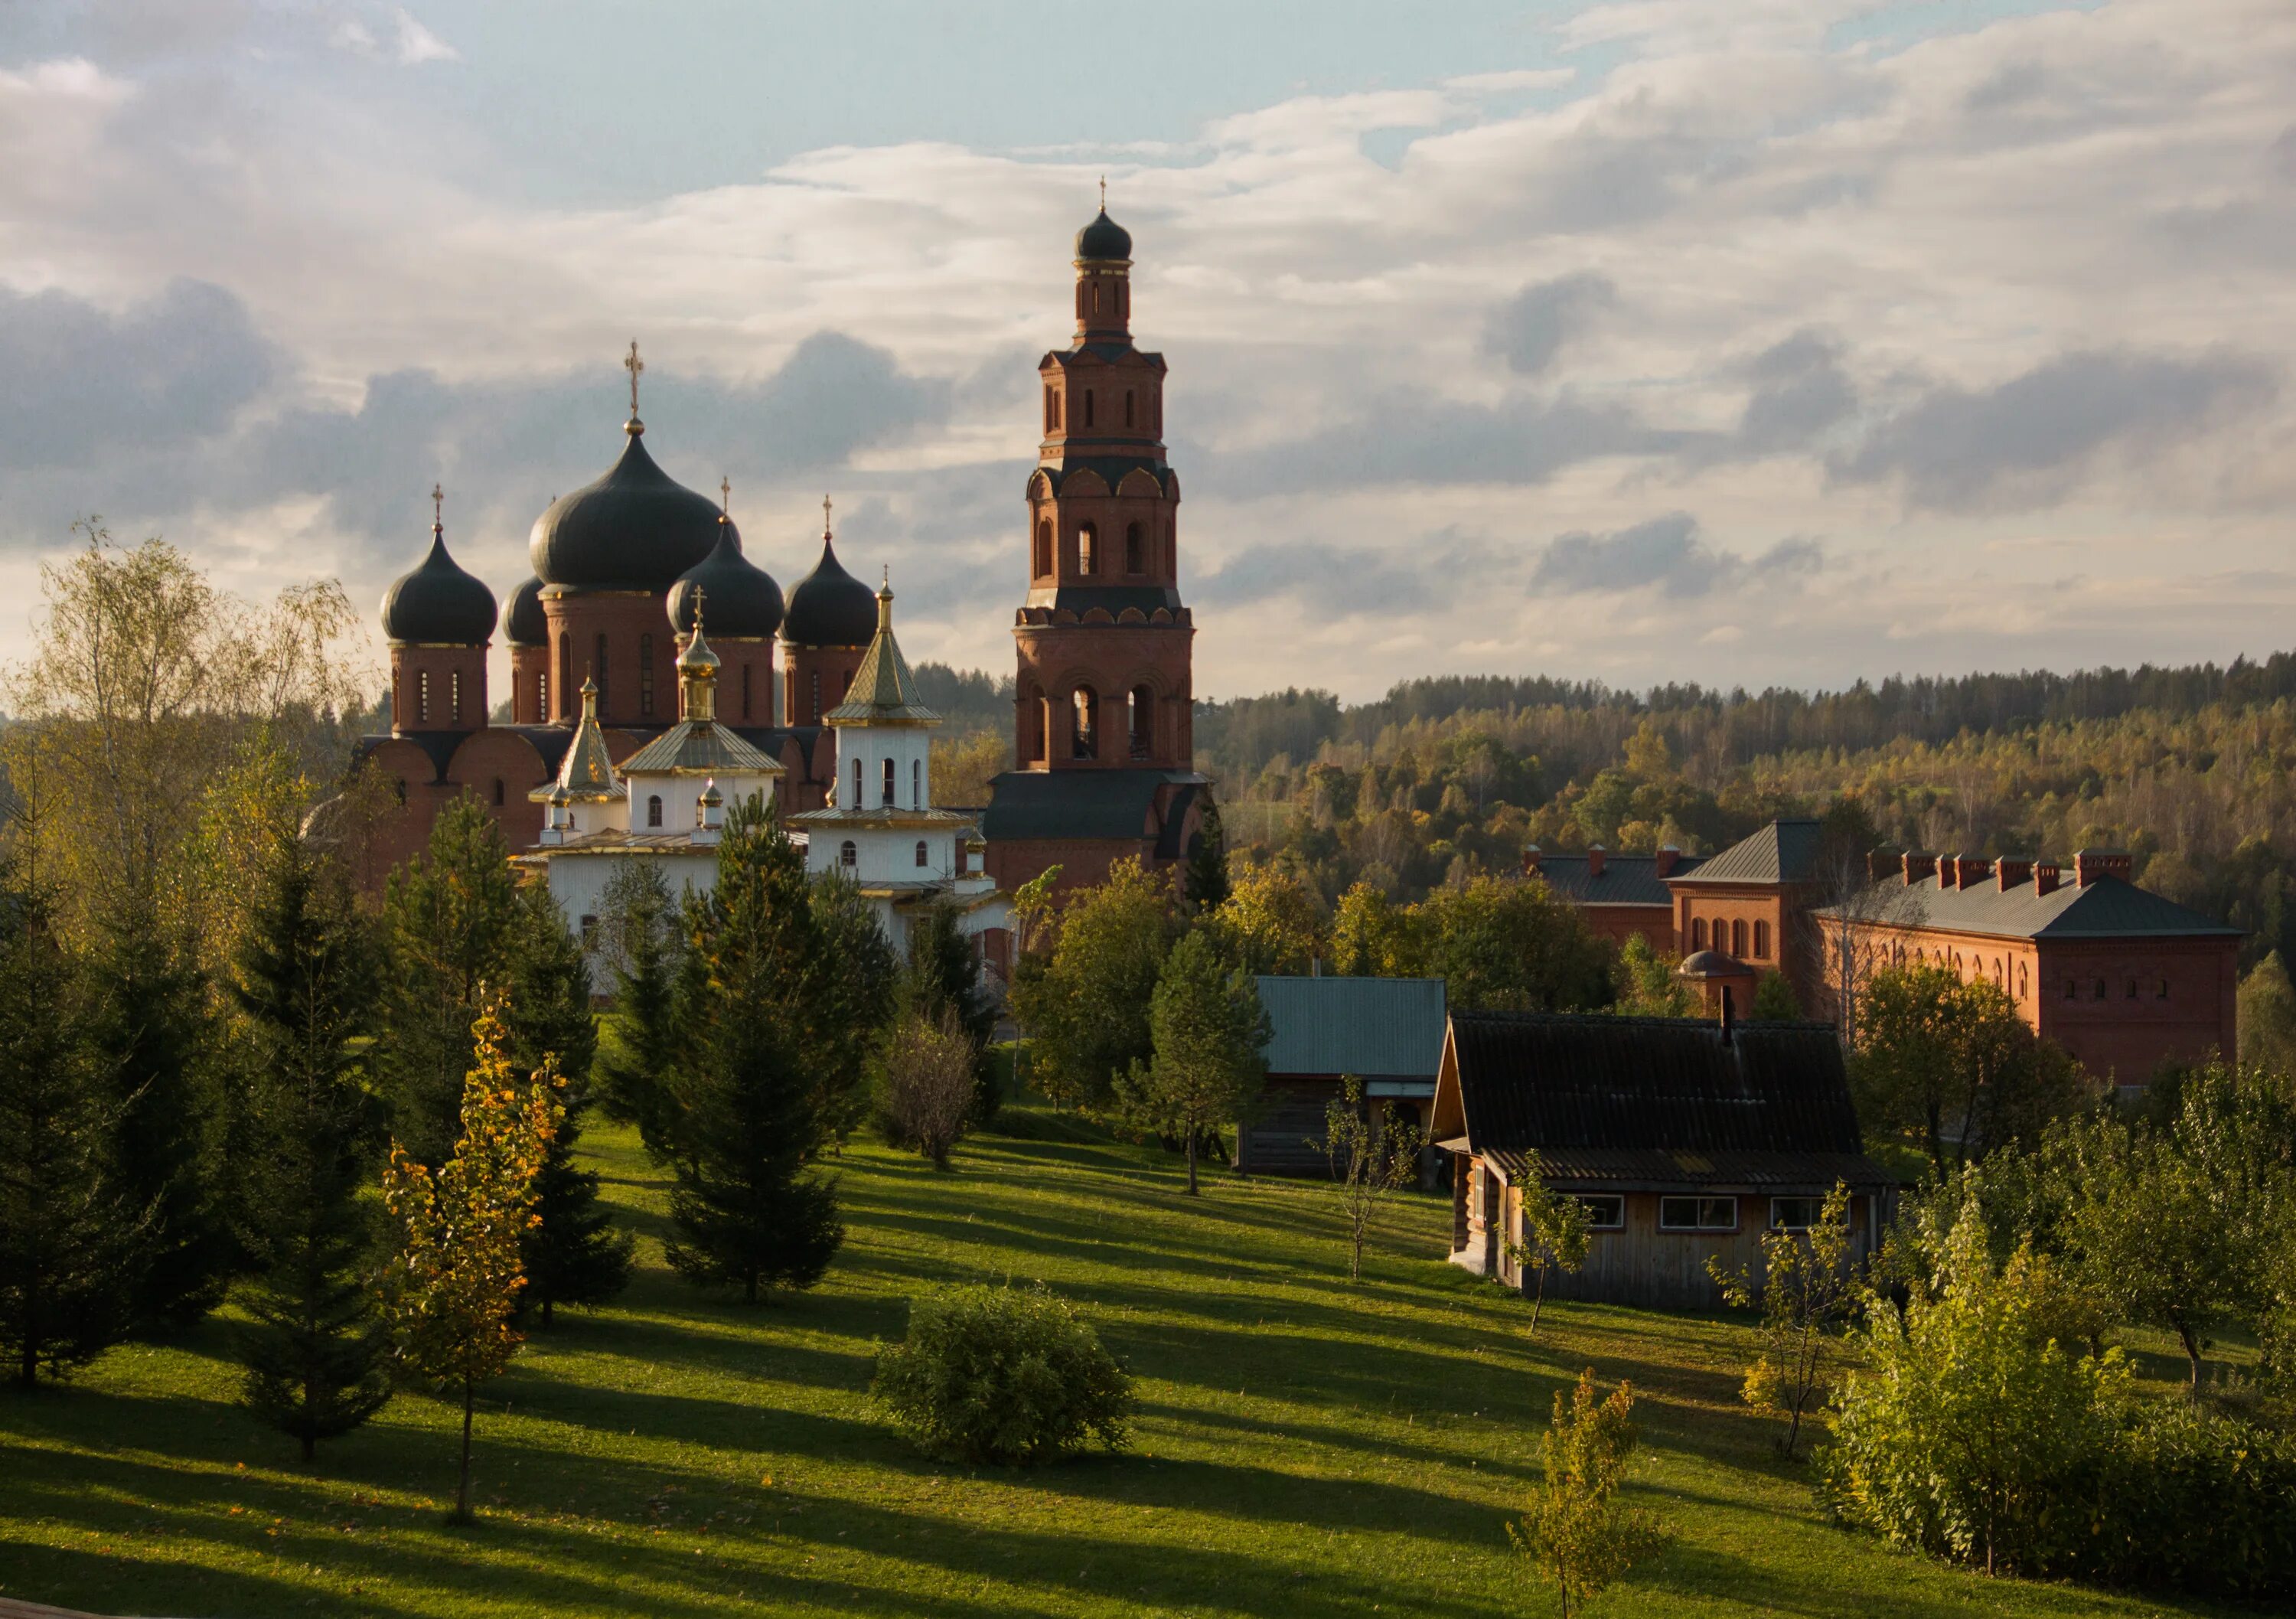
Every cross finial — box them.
[624,340,644,417]
[822,493,833,537]
[1099,175,1107,211]
[882,563,889,587]
[692,585,706,635]
[719,476,731,517]
[430,482,443,530]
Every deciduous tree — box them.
[1509,1370,1666,1619]
[881,1007,977,1170]
[1116,929,1269,1195]
[1508,1168,1591,1338]
[1009,857,1174,1110]
[1318,1074,1424,1281]
[1707,1181,1860,1455]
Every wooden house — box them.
[1238,974,1446,1180]
[1430,1007,1895,1309]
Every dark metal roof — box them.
[529,427,722,593]
[504,576,546,647]
[670,520,784,641]
[1531,853,1702,907]
[1022,584,1186,618]
[1815,872,2242,942]
[1032,457,1173,497]
[781,534,877,648]
[380,530,497,646]
[981,768,1201,843]
[1450,1010,1877,1168]
[1075,207,1132,260]
[354,723,819,788]
[1668,819,1823,886]
[1257,975,1446,1080]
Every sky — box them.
[2,0,2291,703]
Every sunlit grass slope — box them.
[0,1106,2245,1617]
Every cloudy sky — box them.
[2,0,2292,703]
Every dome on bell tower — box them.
[670,517,784,641]
[381,501,496,646]
[1075,207,1132,262]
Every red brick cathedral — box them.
[980,207,1209,895]
[358,206,1205,898]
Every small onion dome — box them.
[504,576,547,647]
[670,519,784,640]
[1075,207,1132,261]
[527,427,722,592]
[676,617,722,677]
[380,527,496,645]
[781,532,877,647]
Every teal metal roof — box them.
[1254,975,1446,1081]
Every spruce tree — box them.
[378,798,521,1164]
[807,872,899,1149]
[0,860,132,1385]
[85,922,230,1335]
[1184,794,1230,915]
[665,800,845,1303]
[230,818,392,1459]
[905,899,998,1124]
[595,860,684,1161]
[505,883,631,1324]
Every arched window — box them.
[639,633,655,718]
[1071,685,1097,759]
[882,757,895,806]
[1083,389,1095,428]
[594,633,609,709]
[1130,684,1153,759]
[852,758,862,807]
[1753,920,1769,959]
[2157,977,2170,999]
[2064,978,2077,1000]
[1022,683,1046,762]
[840,839,857,869]
[2093,978,2108,1000]
[647,795,663,828]
[558,633,572,720]
[1731,919,1746,956]
[2125,977,2138,999]
[1691,918,1707,950]
[416,669,430,725]
[1034,521,1052,577]
[1044,384,1055,432]
[1125,521,1143,573]
[1125,390,1135,428]
[912,758,922,807]
[1078,524,1097,576]
[915,840,929,868]
[450,669,463,724]
[810,670,822,724]
[492,778,505,808]
[742,664,752,720]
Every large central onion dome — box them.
[503,576,546,647]
[670,517,784,640]
[1076,207,1131,262]
[382,524,497,645]
[528,426,722,592]
[782,530,877,648]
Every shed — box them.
[1238,975,1446,1179]
[1430,1009,1896,1308]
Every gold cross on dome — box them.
[624,340,644,416]
[719,476,731,517]
[823,494,833,535]
[1099,175,1106,210]
[430,483,443,527]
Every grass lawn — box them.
[0,1105,2249,1618]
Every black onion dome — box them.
[381,531,497,645]
[1075,207,1131,261]
[504,576,546,646]
[670,520,784,640]
[527,429,722,592]
[781,534,877,647]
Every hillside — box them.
[0,1113,2242,1618]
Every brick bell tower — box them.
[983,199,1206,897]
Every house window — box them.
[450,669,463,723]
[492,778,504,808]
[1731,919,1746,956]
[1753,920,1769,959]
[1078,524,1097,575]
[1125,521,1143,573]
[840,839,857,870]
[882,757,895,806]
[579,914,598,951]
[1691,918,1707,950]
[915,840,929,868]
[1658,1196,1737,1232]
[639,633,654,718]
[912,758,922,807]
[1034,521,1052,577]
[647,794,663,828]
[1769,1196,1832,1231]
[416,669,430,725]
[1575,1194,1626,1230]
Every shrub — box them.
[879,1009,977,1170]
[2086,1401,2296,1600]
[872,1283,1131,1465]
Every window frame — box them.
[1767,1196,1833,1232]
[1657,1195,1737,1233]
[915,839,929,868]
[1575,1194,1626,1231]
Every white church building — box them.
[520,579,1006,985]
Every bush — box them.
[2086,1402,2296,1600]
[871,1283,1131,1465]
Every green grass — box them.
[0,1107,2249,1618]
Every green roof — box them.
[1255,975,1446,1081]
[823,587,939,727]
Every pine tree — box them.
[595,860,684,1161]
[0,860,133,1386]
[1117,929,1270,1195]
[665,800,845,1303]
[1184,793,1230,915]
[377,798,521,1164]
[86,921,231,1334]
[230,813,392,1460]
[505,883,631,1325]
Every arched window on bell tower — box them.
[1033,521,1052,578]
[1078,524,1097,576]
[1083,390,1094,428]
[1124,522,1143,574]
[1071,686,1097,759]
[1130,684,1153,759]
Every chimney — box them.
[1521,844,1542,876]
[1994,856,2031,891]
[1587,844,1606,879]
[1943,854,1991,890]
[1720,984,1736,1047]
[1655,844,1680,879]
[2074,848,2131,888]
[1902,850,1936,886]
[1867,849,1893,883]
[2035,860,2061,896]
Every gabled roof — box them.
[823,586,938,727]
[1531,854,1703,907]
[1816,872,2240,942]
[1440,1011,1882,1180]
[1255,975,1446,1081]
[1668,819,1823,886]
[619,720,781,778]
